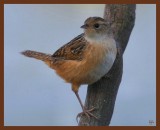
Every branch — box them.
[78,4,136,126]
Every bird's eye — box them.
[94,23,100,29]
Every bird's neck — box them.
[84,34,115,46]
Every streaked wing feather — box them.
[52,33,88,61]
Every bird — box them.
[21,17,117,121]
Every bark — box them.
[78,4,136,126]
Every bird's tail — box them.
[21,50,52,62]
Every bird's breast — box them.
[81,41,117,84]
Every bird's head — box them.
[81,17,112,42]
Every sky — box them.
[4,4,156,126]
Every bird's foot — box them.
[76,107,98,123]
[104,73,112,79]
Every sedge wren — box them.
[21,17,117,121]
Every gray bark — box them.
[78,4,136,126]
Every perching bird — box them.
[21,17,117,121]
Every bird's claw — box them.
[76,107,98,123]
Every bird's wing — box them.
[52,33,88,61]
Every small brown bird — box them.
[21,17,117,121]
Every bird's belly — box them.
[84,51,116,84]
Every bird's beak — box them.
[81,24,88,29]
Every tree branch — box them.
[78,4,136,126]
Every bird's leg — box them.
[74,91,98,122]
